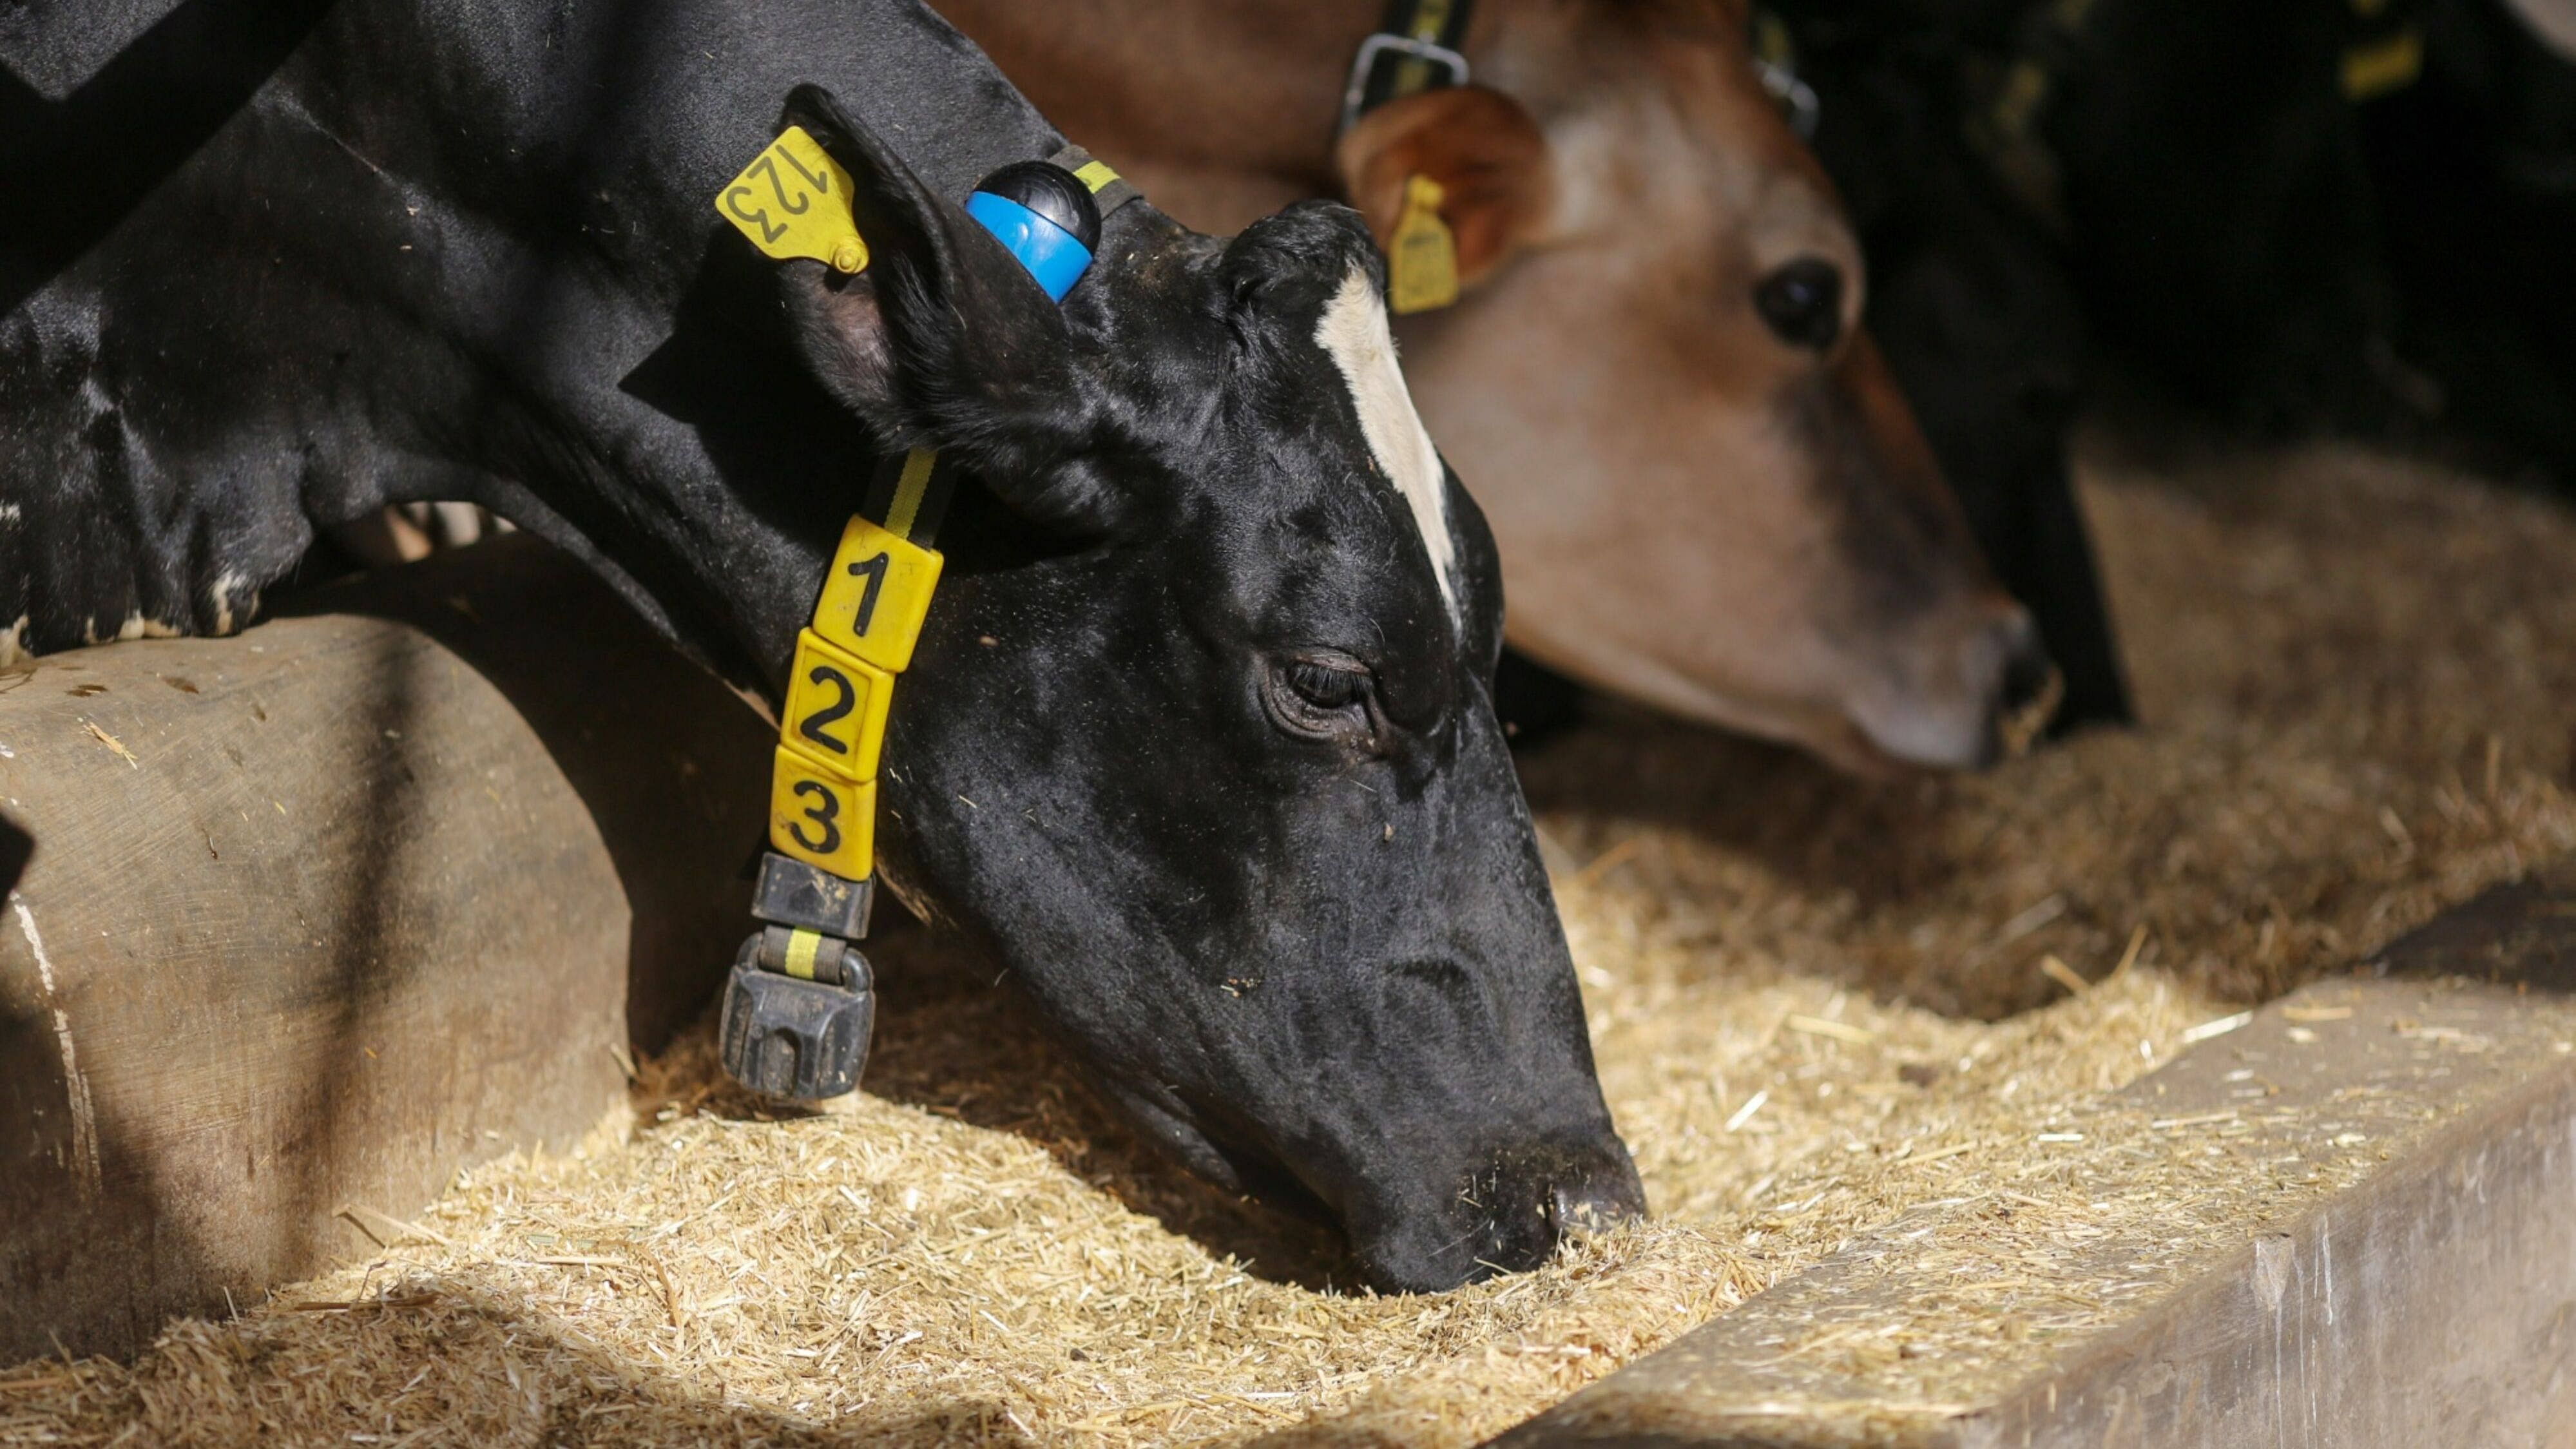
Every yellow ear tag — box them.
[2341,27,2423,101]
[715,125,870,274]
[1387,174,1460,315]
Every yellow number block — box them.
[715,126,870,274]
[782,628,895,780]
[769,743,876,879]
[812,515,942,673]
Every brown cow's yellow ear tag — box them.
[2341,27,2423,101]
[1387,174,1459,315]
[715,125,869,274]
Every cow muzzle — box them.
[1350,1133,1648,1294]
[1845,601,2062,772]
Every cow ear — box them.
[1334,85,1553,292]
[772,85,1117,530]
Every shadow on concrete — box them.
[0,999,229,1359]
[276,532,771,1055]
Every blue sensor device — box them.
[965,191,1092,302]
[965,161,1104,304]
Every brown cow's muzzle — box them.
[1990,611,2066,762]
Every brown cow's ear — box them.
[1334,84,1553,291]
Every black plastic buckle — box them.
[751,851,872,938]
[717,931,875,1099]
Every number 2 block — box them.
[769,743,876,879]
[782,628,895,780]
[812,515,942,673]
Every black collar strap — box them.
[710,137,1140,1100]
[1340,0,1475,133]
[1052,144,1142,218]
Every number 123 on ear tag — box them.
[716,125,870,275]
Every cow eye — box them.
[1754,256,1845,352]
[1265,653,1376,741]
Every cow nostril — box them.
[1992,618,2062,760]
[1546,1167,1647,1238]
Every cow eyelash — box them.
[1265,653,1376,742]
[1285,658,1368,709]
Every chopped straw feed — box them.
[8,438,2576,1446]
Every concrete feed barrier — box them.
[1496,868,2576,1448]
[0,535,769,1361]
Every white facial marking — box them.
[1315,269,1457,615]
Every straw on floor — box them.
[6,437,2574,1447]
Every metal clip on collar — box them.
[1339,33,1470,133]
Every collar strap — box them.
[1340,0,1474,133]
[2338,0,2424,101]
[1747,7,1820,141]
[711,131,1142,1099]
[1050,144,1142,216]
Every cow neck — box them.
[709,137,1139,1102]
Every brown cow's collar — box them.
[1338,0,1475,133]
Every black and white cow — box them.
[1855,0,2576,485]
[0,0,1643,1291]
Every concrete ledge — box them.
[1497,870,2576,1448]
[0,537,769,1360]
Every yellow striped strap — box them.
[885,446,940,541]
[782,928,825,980]
[1047,144,1142,215]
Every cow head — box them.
[1332,3,2057,772]
[768,88,1641,1292]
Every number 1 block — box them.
[812,515,942,673]
[769,742,876,879]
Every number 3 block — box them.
[769,743,876,879]
[782,628,895,780]
[812,515,942,673]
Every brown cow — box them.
[931,0,2059,772]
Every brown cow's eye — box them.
[1755,256,1845,352]
[1265,653,1376,741]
